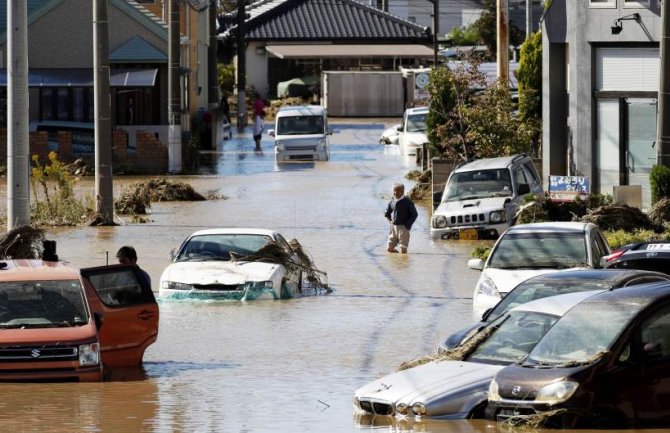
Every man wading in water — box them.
[384,183,418,254]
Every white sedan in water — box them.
[379,124,401,145]
[159,228,302,301]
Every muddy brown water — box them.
[0,123,645,432]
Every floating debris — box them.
[115,178,207,215]
[0,225,45,259]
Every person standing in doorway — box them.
[252,92,265,151]
[116,246,151,291]
[384,183,418,254]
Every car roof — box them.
[520,268,669,285]
[454,154,527,172]
[276,105,325,117]
[187,228,280,238]
[504,221,591,234]
[511,290,604,317]
[406,106,429,115]
[576,281,670,308]
[0,259,80,282]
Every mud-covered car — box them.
[353,291,599,420]
[0,259,158,382]
[159,228,303,301]
[380,124,400,145]
[486,281,670,428]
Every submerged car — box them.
[353,291,600,420]
[0,259,158,382]
[268,105,332,162]
[486,281,670,428]
[397,106,428,156]
[440,268,670,351]
[379,124,401,145]
[469,222,611,315]
[605,241,670,275]
[159,228,302,301]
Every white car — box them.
[468,222,611,315]
[353,290,602,420]
[398,106,428,156]
[268,105,332,162]
[380,123,400,145]
[159,228,302,301]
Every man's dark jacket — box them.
[385,196,418,230]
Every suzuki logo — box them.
[30,349,41,358]
[511,386,521,396]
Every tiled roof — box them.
[111,35,167,63]
[219,0,430,42]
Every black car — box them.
[605,241,670,275]
[439,269,670,352]
[486,281,670,428]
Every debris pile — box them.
[115,178,206,215]
[406,169,432,202]
[580,203,657,232]
[0,225,45,259]
[649,197,670,227]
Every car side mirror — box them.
[94,311,104,330]
[518,183,531,195]
[396,125,403,132]
[468,258,484,270]
[481,307,492,320]
[643,341,663,361]
[599,257,608,268]
[268,129,275,137]
[169,248,177,261]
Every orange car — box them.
[0,260,158,382]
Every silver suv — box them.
[431,154,543,240]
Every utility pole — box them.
[7,0,30,230]
[526,0,532,39]
[497,0,510,84]
[92,0,114,225]
[208,0,219,149]
[168,0,182,172]
[658,0,670,167]
[428,0,439,66]
[236,0,246,132]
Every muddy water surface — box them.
[0,123,642,433]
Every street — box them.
[0,122,603,433]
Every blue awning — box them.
[0,68,158,87]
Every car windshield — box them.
[443,169,513,202]
[486,279,610,321]
[277,115,324,135]
[467,311,558,365]
[0,280,89,328]
[176,234,273,262]
[488,232,588,269]
[525,302,639,366]
[406,113,427,133]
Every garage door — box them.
[596,47,659,91]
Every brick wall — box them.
[0,128,168,174]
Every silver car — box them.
[352,290,602,420]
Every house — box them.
[217,0,433,100]
[542,0,661,209]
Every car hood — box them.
[0,322,97,344]
[160,261,282,285]
[355,360,502,404]
[482,268,561,295]
[435,197,510,215]
[403,131,428,145]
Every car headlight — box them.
[475,274,500,298]
[275,140,284,151]
[488,378,501,401]
[79,343,100,367]
[489,210,506,223]
[535,380,579,405]
[411,402,426,416]
[162,281,195,291]
[433,215,447,228]
[395,402,409,416]
[244,281,273,290]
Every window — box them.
[590,0,616,7]
[639,305,670,360]
[56,88,69,120]
[624,0,650,7]
[41,89,54,120]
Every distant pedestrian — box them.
[384,183,418,254]
[116,246,151,291]
[252,92,265,151]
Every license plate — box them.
[459,229,478,240]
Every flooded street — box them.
[0,122,644,433]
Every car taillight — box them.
[605,250,625,262]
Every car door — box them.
[80,264,159,369]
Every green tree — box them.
[446,25,480,46]
[516,31,543,155]
[217,62,236,96]
[473,0,524,57]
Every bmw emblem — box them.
[31,349,41,358]
[511,385,521,396]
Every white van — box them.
[268,105,332,162]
